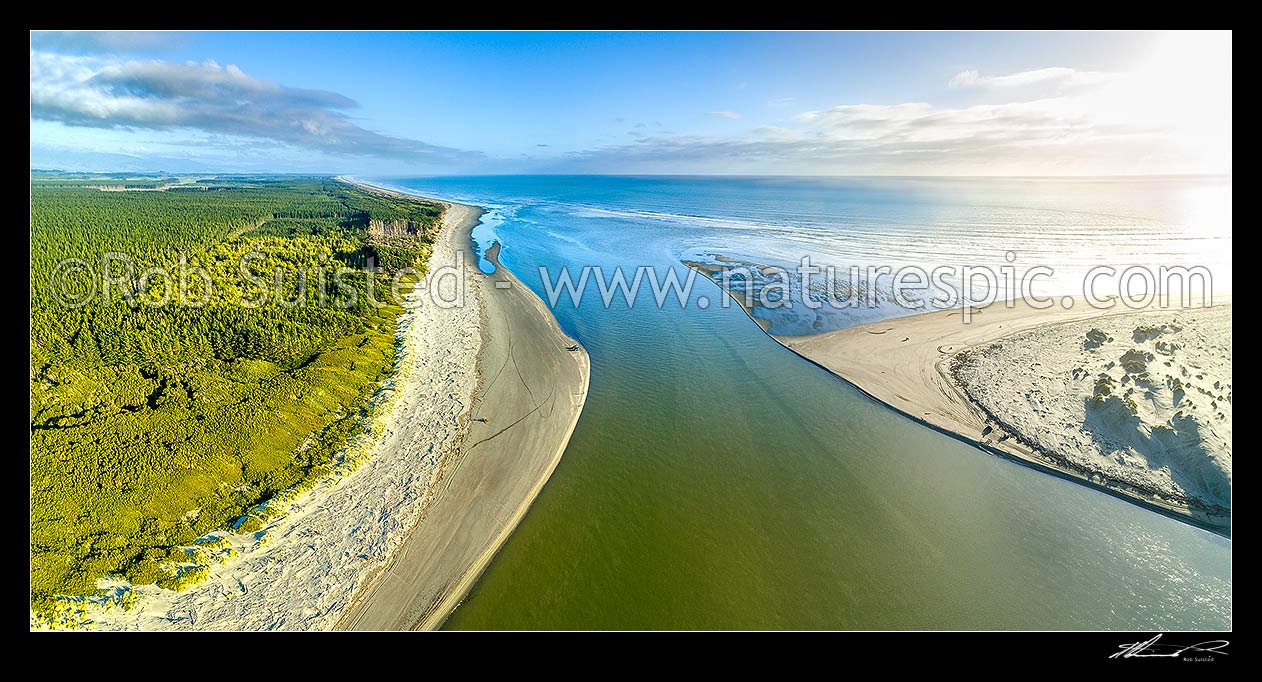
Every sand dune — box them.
[775,298,1231,534]
[952,305,1231,514]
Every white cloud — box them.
[560,82,1220,176]
[706,110,743,120]
[948,67,1115,90]
[797,99,1109,146]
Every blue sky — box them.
[30,31,1232,175]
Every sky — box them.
[29,30,1232,176]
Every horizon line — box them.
[31,168,1234,181]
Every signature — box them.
[1111,634,1229,660]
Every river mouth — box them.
[375,175,1230,631]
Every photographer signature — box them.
[1110,634,1229,660]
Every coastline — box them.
[692,271,1230,535]
[336,180,590,630]
[78,179,485,630]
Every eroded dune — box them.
[952,305,1231,512]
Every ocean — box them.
[372,175,1231,629]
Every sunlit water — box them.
[372,176,1230,630]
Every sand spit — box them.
[336,202,590,630]
[774,298,1231,534]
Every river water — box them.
[373,175,1230,630]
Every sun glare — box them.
[1124,31,1232,174]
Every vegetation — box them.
[30,176,443,619]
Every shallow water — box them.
[374,176,1230,630]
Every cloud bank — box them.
[554,91,1203,176]
[30,51,469,163]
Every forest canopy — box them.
[30,176,443,618]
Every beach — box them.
[337,196,590,630]
[775,298,1231,534]
[80,183,587,630]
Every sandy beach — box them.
[773,298,1231,534]
[335,191,590,630]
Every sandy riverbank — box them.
[335,188,590,630]
[774,298,1231,535]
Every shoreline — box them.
[76,178,486,630]
[689,268,1230,536]
[336,179,590,630]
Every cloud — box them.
[706,110,743,120]
[592,49,1225,176]
[795,100,1109,145]
[30,51,470,162]
[555,95,1190,175]
[30,31,186,54]
[948,67,1115,90]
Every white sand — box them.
[777,297,1231,532]
[952,305,1231,513]
[336,217,590,631]
[82,198,483,630]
